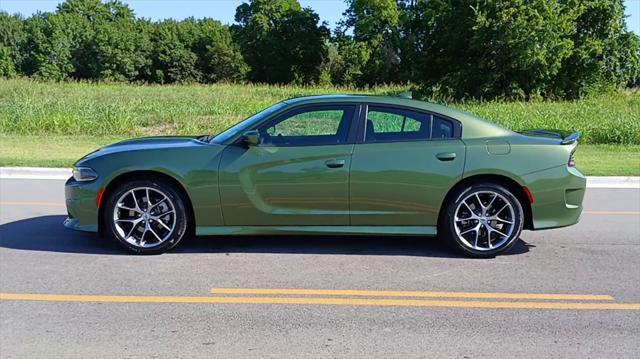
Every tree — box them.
[197,19,247,83]
[148,20,200,84]
[402,0,639,100]
[0,12,26,77]
[325,35,370,86]
[406,0,576,100]
[555,0,640,97]
[339,0,400,85]
[21,12,83,80]
[233,0,329,84]
[91,17,149,81]
[56,0,148,81]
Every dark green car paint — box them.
[65,95,586,237]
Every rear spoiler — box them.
[560,131,580,145]
[520,129,581,145]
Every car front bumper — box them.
[524,165,587,230]
[64,177,100,232]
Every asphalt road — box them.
[1,178,639,358]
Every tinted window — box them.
[365,106,430,143]
[212,101,287,144]
[432,116,454,139]
[258,106,354,146]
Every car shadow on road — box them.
[0,215,533,258]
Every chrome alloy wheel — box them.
[453,191,516,251]
[112,187,176,248]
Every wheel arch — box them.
[438,174,534,230]
[98,170,196,235]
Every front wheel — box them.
[440,183,524,258]
[104,179,189,254]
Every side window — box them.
[432,116,454,139]
[365,106,430,143]
[259,106,354,146]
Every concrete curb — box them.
[1,167,638,189]
[586,176,640,189]
[0,167,71,180]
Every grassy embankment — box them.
[0,78,638,175]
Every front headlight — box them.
[72,167,99,182]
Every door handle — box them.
[436,152,456,161]
[325,159,346,168]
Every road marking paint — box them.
[210,288,614,301]
[0,201,65,207]
[583,211,640,216]
[0,293,637,310]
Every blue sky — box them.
[1,0,639,34]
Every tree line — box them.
[1,0,638,100]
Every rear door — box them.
[219,104,358,226]
[349,105,466,226]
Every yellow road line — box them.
[583,211,640,216]
[0,201,65,207]
[0,293,637,310]
[210,288,614,301]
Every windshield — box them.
[211,101,288,144]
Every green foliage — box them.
[197,18,248,83]
[555,0,640,97]
[0,12,26,77]
[21,12,81,80]
[9,0,246,84]
[148,19,201,83]
[326,37,370,85]
[1,0,639,99]
[340,0,400,85]
[0,46,17,77]
[408,0,574,99]
[146,18,247,84]
[1,78,637,145]
[233,0,329,84]
[400,0,639,100]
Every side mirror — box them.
[242,130,260,146]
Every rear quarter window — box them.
[432,116,455,139]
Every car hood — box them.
[77,136,212,163]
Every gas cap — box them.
[486,140,511,155]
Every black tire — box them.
[103,178,189,254]
[440,183,524,258]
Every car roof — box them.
[282,95,512,139]
[283,94,447,111]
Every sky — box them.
[1,0,639,34]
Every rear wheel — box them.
[440,183,524,258]
[104,179,188,254]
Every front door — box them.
[219,104,357,226]
[349,105,466,225]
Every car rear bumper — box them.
[64,177,100,233]
[523,165,587,230]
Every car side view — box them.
[64,95,586,257]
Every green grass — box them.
[573,144,640,176]
[455,91,640,145]
[1,78,639,144]
[0,78,404,138]
[0,79,638,174]
[0,135,638,176]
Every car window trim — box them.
[248,103,359,147]
[355,103,463,144]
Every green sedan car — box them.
[64,95,586,257]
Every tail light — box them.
[568,150,576,167]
